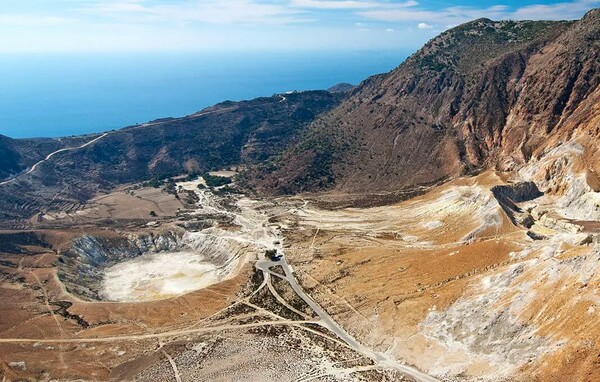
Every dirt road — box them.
[0,133,109,186]
[256,257,440,382]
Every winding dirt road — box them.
[256,257,440,382]
[0,165,438,381]
[0,92,291,187]
[0,133,109,186]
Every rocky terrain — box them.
[250,10,600,199]
[0,134,92,180]
[0,9,600,382]
[0,90,344,228]
[0,175,427,382]
[279,166,599,381]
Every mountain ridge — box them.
[0,90,345,227]
[1,11,600,227]
[246,12,598,197]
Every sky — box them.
[0,0,599,53]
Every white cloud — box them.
[0,14,72,27]
[488,5,509,12]
[359,0,600,26]
[1,0,598,53]
[84,0,147,14]
[511,0,600,20]
[80,0,310,25]
[360,6,505,25]
[290,0,382,9]
[291,0,418,9]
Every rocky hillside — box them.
[0,91,344,227]
[3,9,600,225]
[0,135,24,179]
[327,83,356,93]
[0,134,90,180]
[249,10,600,196]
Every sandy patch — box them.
[101,251,223,302]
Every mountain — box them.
[4,10,600,225]
[249,11,600,197]
[2,11,600,382]
[0,134,91,180]
[0,90,345,227]
[0,135,22,179]
[2,10,600,223]
[327,83,356,93]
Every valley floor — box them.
[1,155,599,381]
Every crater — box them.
[58,229,255,302]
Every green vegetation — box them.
[202,173,232,188]
[163,180,177,195]
[414,19,573,73]
[265,249,279,260]
[185,172,200,181]
[141,174,178,189]
[141,178,164,188]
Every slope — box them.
[249,12,600,197]
[0,91,344,227]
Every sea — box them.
[0,50,410,139]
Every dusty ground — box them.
[279,161,600,381]
[0,178,421,382]
[37,185,189,225]
[2,140,599,381]
[0,237,414,382]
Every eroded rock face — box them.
[519,142,600,223]
[491,182,543,204]
[252,10,600,197]
[58,226,259,302]
[420,262,551,379]
[58,232,182,300]
[491,181,543,226]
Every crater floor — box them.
[101,251,223,302]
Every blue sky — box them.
[0,0,598,52]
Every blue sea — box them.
[0,50,409,139]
